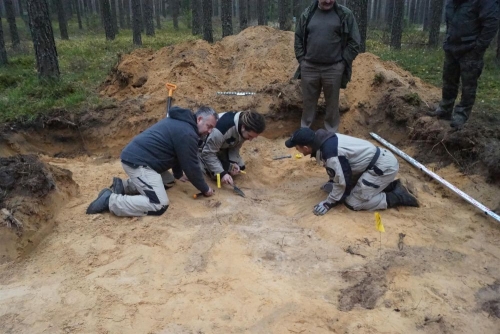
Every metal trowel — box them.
[233,185,246,198]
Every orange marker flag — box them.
[375,212,385,232]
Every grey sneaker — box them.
[86,188,112,214]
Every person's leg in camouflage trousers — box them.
[428,51,459,119]
[451,50,485,129]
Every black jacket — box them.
[121,106,209,193]
[443,0,499,55]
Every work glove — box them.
[313,200,337,216]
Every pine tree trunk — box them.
[213,0,219,16]
[428,0,444,47]
[292,0,300,19]
[74,0,83,29]
[143,0,154,35]
[386,0,394,30]
[390,0,404,49]
[202,0,213,42]
[5,0,21,48]
[278,0,291,31]
[352,0,368,52]
[172,0,179,30]
[496,30,500,63]
[101,0,116,39]
[155,0,161,30]
[119,0,125,28]
[192,0,202,35]
[257,0,265,25]
[409,0,416,24]
[239,0,247,31]
[125,0,131,28]
[110,0,119,33]
[27,0,60,79]
[221,0,232,37]
[423,0,431,31]
[54,0,69,39]
[131,0,142,44]
[0,14,8,65]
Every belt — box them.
[365,147,381,172]
[121,160,148,169]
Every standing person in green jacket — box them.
[294,0,361,133]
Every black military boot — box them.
[386,181,419,208]
[110,177,125,195]
[86,189,112,214]
[427,106,452,120]
[450,106,471,130]
[383,179,400,193]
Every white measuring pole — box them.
[370,132,500,224]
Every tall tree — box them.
[124,0,131,28]
[422,0,431,31]
[27,0,60,79]
[386,0,394,30]
[131,0,141,44]
[110,0,119,33]
[496,30,500,63]
[221,0,232,37]
[119,0,125,28]
[143,0,154,35]
[155,0,161,30]
[351,0,368,52]
[428,0,444,47]
[257,0,265,25]
[390,0,404,49]
[202,0,213,42]
[278,0,291,31]
[192,0,202,34]
[239,0,247,31]
[172,0,179,30]
[101,0,115,40]
[74,0,83,29]
[292,0,301,19]
[0,13,8,65]
[4,0,21,48]
[54,0,69,39]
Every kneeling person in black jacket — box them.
[86,106,218,216]
[285,128,419,216]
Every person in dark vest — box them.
[86,106,218,216]
[294,0,361,133]
[285,128,419,216]
[427,0,499,129]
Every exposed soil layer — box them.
[0,26,499,333]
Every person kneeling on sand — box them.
[285,128,419,216]
[200,110,266,186]
[86,106,218,216]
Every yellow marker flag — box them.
[217,173,221,188]
[375,212,385,232]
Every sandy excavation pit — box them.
[1,26,500,333]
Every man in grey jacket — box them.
[285,128,419,215]
[200,110,266,186]
[294,0,361,133]
[427,0,499,129]
[86,106,218,216]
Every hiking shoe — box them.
[383,179,401,193]
[320,180,334,193]
[86,188,112,214]
[427,107,452,120]
[110,177,125,195]
[450,114,467,130]
[386,181,419,208]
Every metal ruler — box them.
[217,91,256,96]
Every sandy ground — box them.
[1,26,500,333]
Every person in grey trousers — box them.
[294,0,361,133]
[86,106,218,217]
[285,128,419,216]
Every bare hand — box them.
[204,187,215,197]
[221,174,234,185]
[229,164,240,176]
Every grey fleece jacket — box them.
[121,106,209,193]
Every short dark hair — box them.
[285,128,315,148]
[240,110,266,134]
